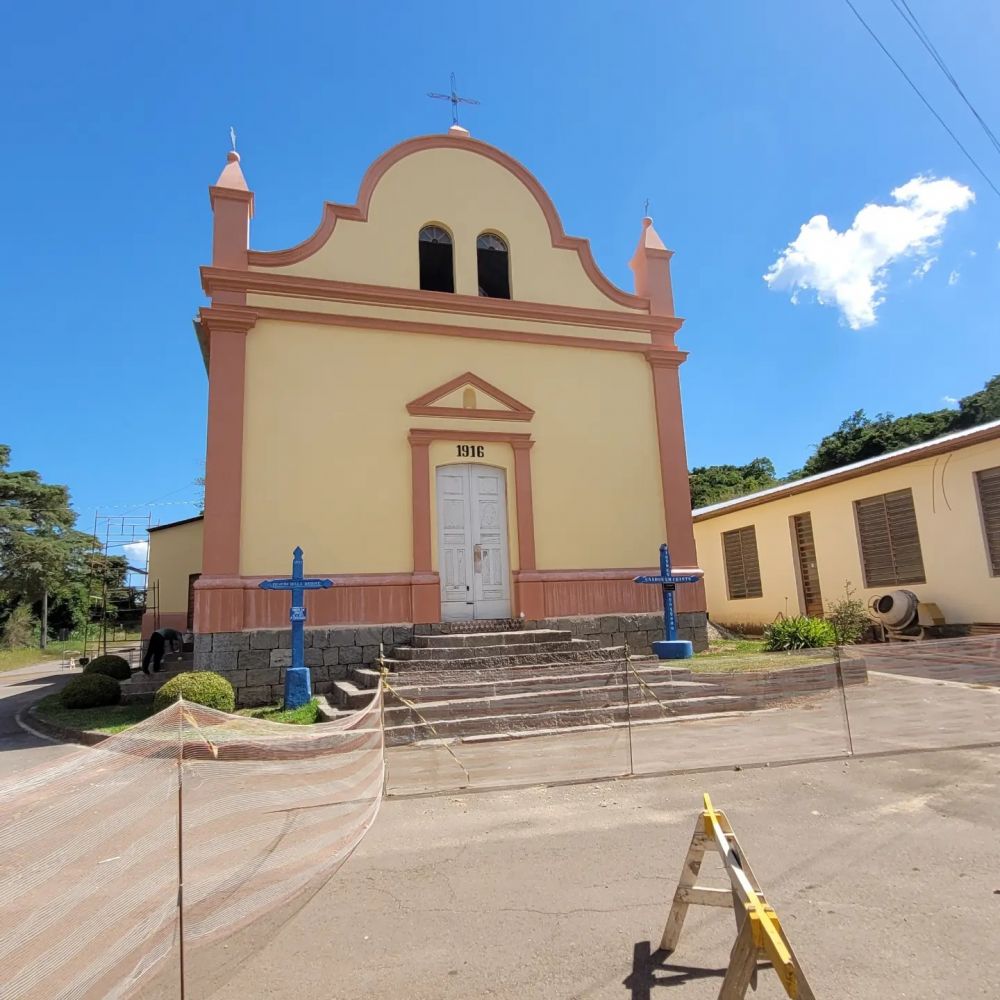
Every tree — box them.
[798,408,956,478]
[0,445,99,647]
[689,457,778,508]
[954,374,1000,428]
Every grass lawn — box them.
[0,640,87,674]
[0,633,142,674]
[238,699,321,725]
[32,693,156,735]
[689,637,836,673]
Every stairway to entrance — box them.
[119,652,194,702]
[332,629,776,746]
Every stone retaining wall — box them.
[195,611,708,707]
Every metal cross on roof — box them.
[427,72,480,126]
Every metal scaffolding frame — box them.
[81,513,157,662]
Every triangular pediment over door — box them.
[406,372,534,421]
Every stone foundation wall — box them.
[194,611,708,707]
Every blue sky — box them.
[2,0,998,540]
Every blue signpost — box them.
[634,543,703,660]
[258,547,333,709]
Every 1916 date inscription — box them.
[457,444,485,458]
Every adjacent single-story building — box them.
[692,420,1000,629]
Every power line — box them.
[842,0,1000,199]
[891,0,1000,156]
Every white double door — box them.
[437,464,511,621]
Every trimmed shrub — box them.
[60,673,122,709]
[84,655,132,681]
[762,616,837,651]
[153,672,235,714]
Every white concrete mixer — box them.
[868,589,946,641]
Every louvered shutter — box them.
[722,526,763,599]
[976,466,1000,576]
[855,489,925,587]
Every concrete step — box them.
[332,679,379,711]
[391,638,592,662]
[120,661,192,702]
[410,629,571,649]
[381,677,725,727]
[378,666,705,704]
[383,694,761,746]
[349,659,693,690]
[383,644,622,673]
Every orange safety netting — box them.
[0,688,384,1000]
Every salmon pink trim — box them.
[244,134,646,310]
[193,572,442,631]
[203,267,681,337]
[512,568,702,616]
[408,428,537,619]
[645,349,706,613]
[251,303,679,357]
[407,371,534,421]
[200,308,256,583]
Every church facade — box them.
[148,125,706,656]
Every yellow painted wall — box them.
[147,518,203,613]
[250,145,642,314]
[693,438,1000,626]
[239,320,666,575]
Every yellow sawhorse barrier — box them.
[660,794,816,999]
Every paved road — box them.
[134,744,1000,1000]
[0,663,78,780]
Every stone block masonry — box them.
[195,613,708,707]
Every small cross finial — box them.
[644,198,651,217]
[229,126,237,152]
[427,72,480,126]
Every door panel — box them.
[470,467,510,618]
[436,464,511,621]
[438,468,474,620]
[792,513,823,617]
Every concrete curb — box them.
[17,704,109,747]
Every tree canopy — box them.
[689,372,1000,507]
[689,458,778,508]
[0,445,124,645]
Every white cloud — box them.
[763,176,974,329]
[122,541,149,570]
[912,256,937,278]
[942,395,959,405]
[948,269,960,285]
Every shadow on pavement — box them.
[624,941,732,997]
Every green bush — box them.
[1,603,37,650]
[83,655,132,681]
[60,673,122,709]
[762,616,837,651]
[825,582,870,644]
[153,672,235,713]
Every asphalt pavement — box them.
[0,662,79,780]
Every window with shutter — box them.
[854,489,925,587]
[722,526,763,599]
[975,466,1000,576]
